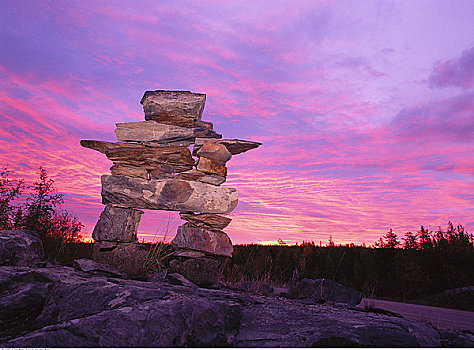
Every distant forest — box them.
[226,223,474,303]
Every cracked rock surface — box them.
[1,264,473,347]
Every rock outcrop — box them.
[0,230,44,266]
[1,263,472,347]
[81,90,261,281]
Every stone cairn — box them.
[81,90,261,284]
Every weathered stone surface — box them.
[2,264,473,347]
[106,145,194,173]
[101,175,238,214]
[166,272,198,288]
[173,249,207,258]
[194,127,222,139]
[92,242,148,277]
[141,90,206,128]
[0,230,44,266]
[110,164,148,178]
[80,139,139,154]
[199,174,226,186]
[197,142,232,165]
[170,257,223,287]
[180,213,232,230]
[194,138,262,155]
[290,278,363,306]
[175,169,205,181]
[149,164,175,179]
[73,258,125,278]
[115,120,195,143]
[92,205,143,242]
[196,120,213,129]
[172,223,233,257]
[197,157,227,177]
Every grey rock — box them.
[0,268,51,339]
[101,175,238,214]
[92,242,149,277]
[179,212,232,230]
[166,272,198,288]
[141,90,206,128]
[194,138,262,155]
[172,249,207,258]
[92,205,143,242]
[169,257,223,287]
[0,230,44,266]
[115,120,195,143]
[290,278,362,306]
[73,258,125,278]
[1,264,472,347]
[172,223,233,257]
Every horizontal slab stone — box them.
[92,205,143,242]
[196,142,232,165]
[110,164,148,179]
[199,174,226,186]
[149,164,175,179]
[180,213,232,230]
[172,223,233,257]
[81,140,140,154]
[194,127,222,139]
[193,138,262,155]
[115,120,195,143]
[106,145,194,173]
[101,175,238,214]
[197,157,227,177]
[141,90,206,128]
[175,169,205,181]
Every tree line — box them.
[225,223,474,305]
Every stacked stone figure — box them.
[81,90,261,283]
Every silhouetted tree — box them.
[403,231,418,249]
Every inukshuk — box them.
[81,90,261,283]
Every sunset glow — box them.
[1,1,473,245]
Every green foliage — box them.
[0,166,83,262]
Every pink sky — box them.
[1,0,473,245]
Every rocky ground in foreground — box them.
[1,262,473,347]
[1,229,473,347]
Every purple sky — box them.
[1,0,473,245]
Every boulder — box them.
[290,278,362,306]
[179,212,232,230]
[194,138,262,155]
[92,205,143,242]
[141,90,206,128]
[196,142,232,165]
[197,157,227,177]
[115,120,195,143]
[105,145,194,173]
[101,175,238,214]
[73,258,125,278]
[172,249,207,258]
[169,257,223,287]
[92,242,149,277]
[0,230,44,266]
[172,223,233,257]
[110,164,148,178]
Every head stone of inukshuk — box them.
[80,90,261,285]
